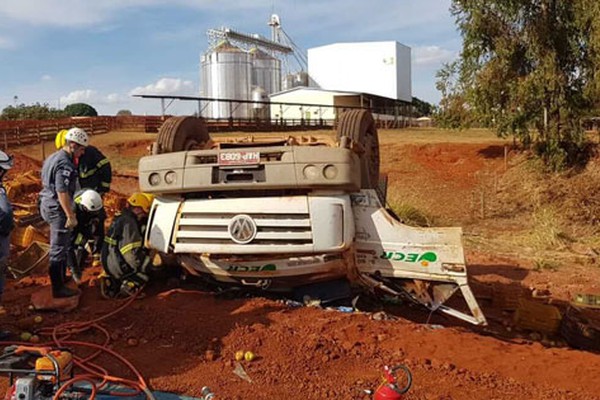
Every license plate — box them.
[218,151,260,166]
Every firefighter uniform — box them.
[78,145,111,194]
[101,208,149,297]
[77,145,111,256]
[67,190,103,283]
[39,150,78,296]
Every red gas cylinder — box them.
[374,365,412,400]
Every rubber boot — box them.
[50,261,78,298]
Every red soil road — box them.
[1,136,600,399]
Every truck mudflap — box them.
[352,190,487,326]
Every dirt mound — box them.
[381,142,506,224]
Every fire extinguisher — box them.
[374,364,412,400]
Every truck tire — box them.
[156,116,210,153]
[336,110,380,190]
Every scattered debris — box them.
[233,362,253,383]
[560,306,600,352]
[492,284,523,311]
[11,225,47,248]
[572,293,600,309]
[8,241,49,279]
[514,298,562,335]
[5,170,41,201]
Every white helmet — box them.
[75,189,103,213]
[65,127,89,147]
[0,150,13,170]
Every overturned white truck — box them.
[139,111,486,325]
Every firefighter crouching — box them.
[67,189,104,284]
[56,129,111,267]
[100,193,154,298]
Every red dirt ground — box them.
[1,135,599,399]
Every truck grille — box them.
[173,197,314,254]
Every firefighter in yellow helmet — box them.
[100,193,154,297]
[55,130,111,195]
[55,129,111,267]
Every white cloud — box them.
[106,93,121,103]
[60,89,97,105]
[60,89,129,107]
[41,74,52,81]
[413,46,456,67]
[129,78,194,96]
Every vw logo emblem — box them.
[228,214,257,244]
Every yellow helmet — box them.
[55,129,68,150]
[127,192,155,213]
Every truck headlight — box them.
[164,171,177,184]
[323,164,338,179]
[149,173,161,186]
[302,164,319,180]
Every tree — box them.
[1,103,66,120]
[116,109,132,116]
[64,103,98,117]
[441,0,600,170]
[412,97,434,117]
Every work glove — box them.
[65,215,78,229]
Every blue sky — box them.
[0,0,461,115]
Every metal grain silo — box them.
[201,41,252,119]
[250,48,281,97]
[282,71,309,90]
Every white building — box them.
[307,41,412,102]
[269,87,359,121]
[269,86,411,127]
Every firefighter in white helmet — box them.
[38,127,88,298]
[66,188,103,284]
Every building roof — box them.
[309,40,411,52]
[269,86,361,98]
[270,86,410,105]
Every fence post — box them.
[3,132,7,151]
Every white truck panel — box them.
[146,197,181,253]
[352,190,466,278]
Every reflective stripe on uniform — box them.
[74,233,84,245]
[120,241,142,255]
[97,158,110,168]
[101,181,110,188]
[80,158,109,179]
[80,168,97,178]
[104,236,117,246]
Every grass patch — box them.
[389,203,434,227]
[378,127,504,145]
[533,258,560,272]
[529,207,570,250]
